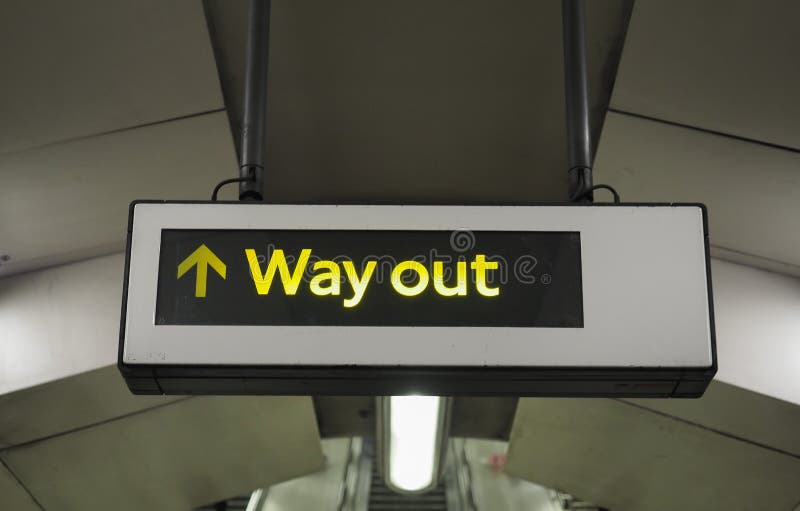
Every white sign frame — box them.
[119,201,716,397]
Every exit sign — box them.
[157,229,582,327]
[118,201,716,397]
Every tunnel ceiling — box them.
[203,0,633,203]
[0,0,633,277]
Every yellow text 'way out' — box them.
[244,248,500,308]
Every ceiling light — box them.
[378,395,451,494]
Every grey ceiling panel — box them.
[611,0,800,150]
[0,1,632,277]
[0,112,237,277]
[0,366,181,449]
[0,462,39,511]
[594,112,800,273]
[1,396,324,511]
[204,0,633,203]
[625,381,800,459]
[0,0,224,154]
[506,384,800,511]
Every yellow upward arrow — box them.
[177,244,226,298]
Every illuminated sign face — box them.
[156,230,583,327]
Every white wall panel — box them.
[0,254,123,394]
[711,259,800,405]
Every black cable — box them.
[211,177,253,201]
[570,183,621,204]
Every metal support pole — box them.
[562,0,593,201]
[239,0,271,201]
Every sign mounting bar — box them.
[239,0,270,201]
[562,0,593,201]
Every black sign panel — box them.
[155,229,583,327]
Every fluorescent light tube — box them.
[381,395,449,494]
